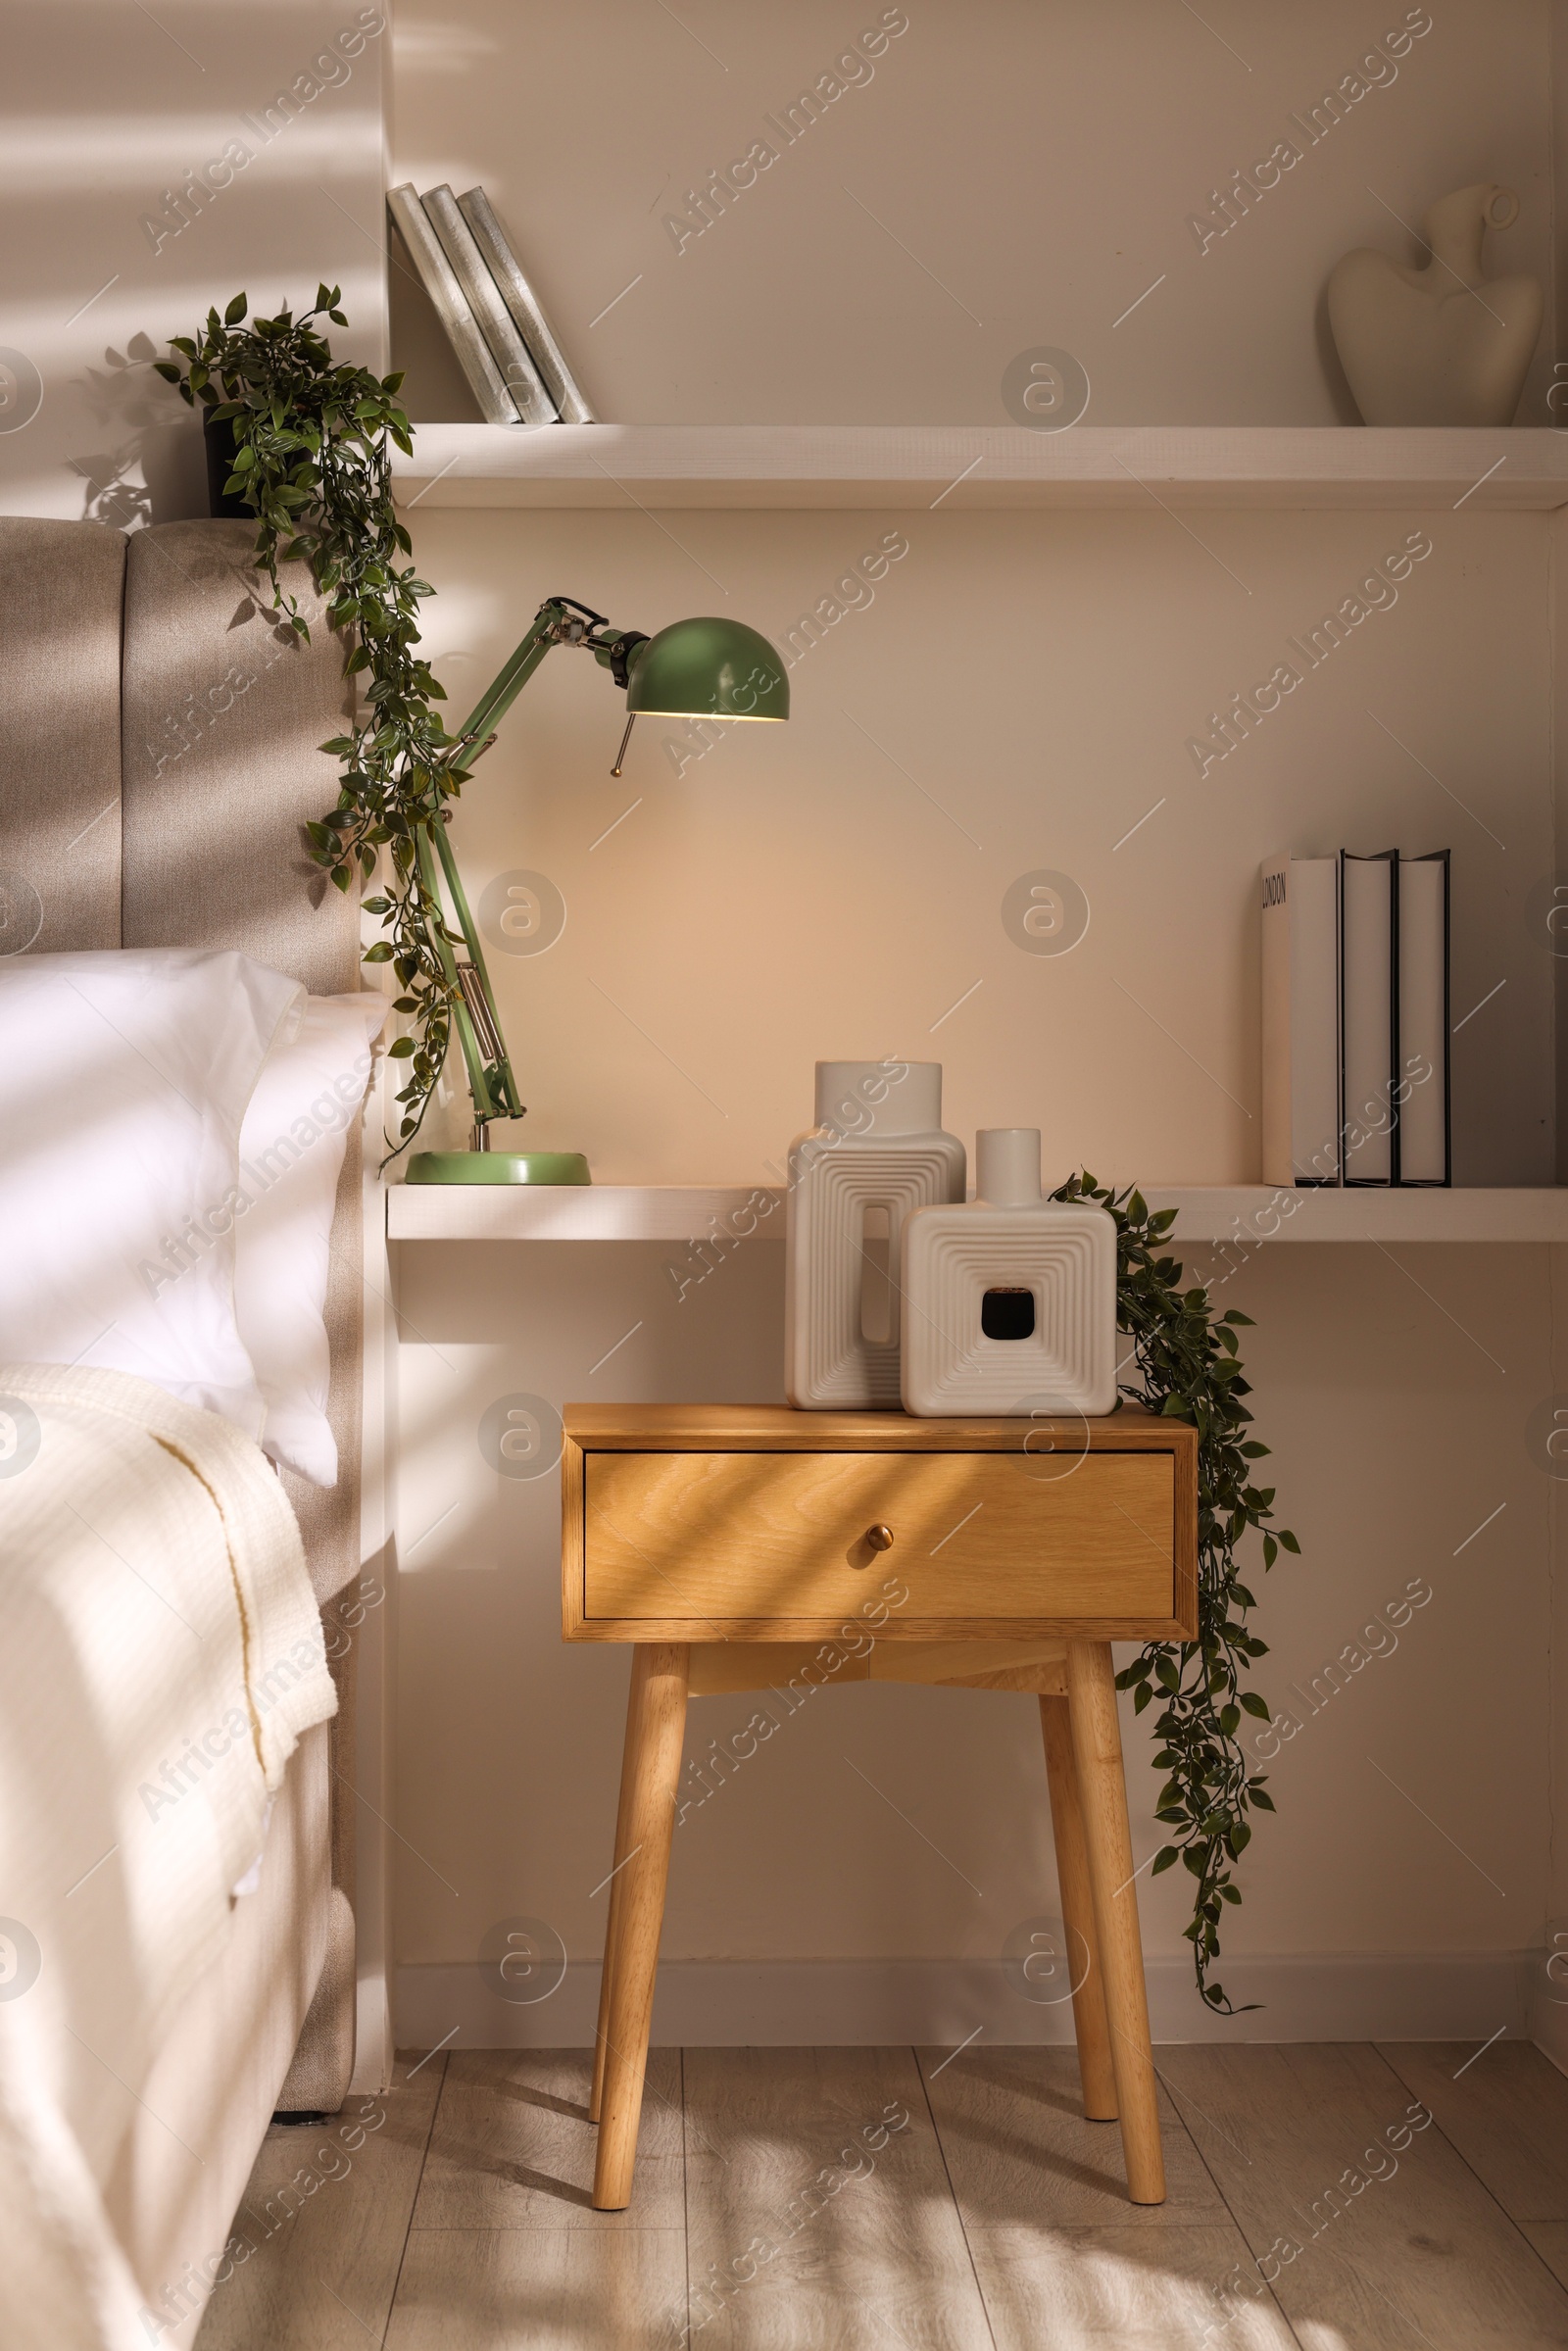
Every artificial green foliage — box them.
[155,290,464,1152]
[1051,1174,1299,2013]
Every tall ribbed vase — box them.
[784,1060,965,1409]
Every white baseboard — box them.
[395,1950,1536,2052]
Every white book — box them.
[1396,851,1450,1184]
[1340,851,1398,1185]
[1261,855,1341,1185]
[458,186,596,424]
[421,185,560,429]
[385,184,520,427]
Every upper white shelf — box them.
[386,1184,1568,1245]
[391,424,1568,513]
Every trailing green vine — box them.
[1052,1174,1298,2013]
[155,289,466,1154]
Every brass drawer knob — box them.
[864,1524,895,1551]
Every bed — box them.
[0,515,375,2347]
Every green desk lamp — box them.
[406,597,788,1185]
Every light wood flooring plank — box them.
[1376,2041,1568,2222]
[681,2046,993,2350]
[198,2039,1568,2350]
[414,2047,683,2229]
[955,2224,1298,2351]
[194,2052,445,2351]
[1156,2042,1568,2351]
[917,2044,1230,2229]
[917,2047,1297,2349]
[385,2228,686,2351]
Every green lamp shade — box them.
[625,616,789,722]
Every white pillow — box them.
[234,993,386,1486]
[0,950,303,1434]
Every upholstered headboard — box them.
[0,514,366,2107]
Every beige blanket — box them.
[0,1364,337,2351]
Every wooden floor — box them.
[195,2039,1568,2349]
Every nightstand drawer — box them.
[575,1447,1181,1640]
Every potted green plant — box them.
[156,288,470,1156]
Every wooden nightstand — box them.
[562,1402,1198,2212]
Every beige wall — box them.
[384,3,1565,2034]
[389,494,1557,2021]
[389,0,1555,428]
[398,504,1550,1190]
[0,0,388,521]
[393,1235,1549,1995]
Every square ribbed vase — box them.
[900,1129,1117,1417]
[784,1061,966,1408]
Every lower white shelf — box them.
[386,1185,780,1243]
[384,1184,1568,1245]
[1148,1187,1568,1243]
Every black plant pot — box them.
[202,408,253,519]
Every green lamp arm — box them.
[414,596,649,1144]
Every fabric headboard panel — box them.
[0,516,125,953]
[120,521,367,1617]
[121,521,358,991]
[0,514,367,1611]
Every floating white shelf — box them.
[1147,1187,1568,1244]
[385,1184,1568,1246]
[391,424,1568,514]
[387,1185,781,1244]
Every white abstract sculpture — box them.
[784,1060,965,1409]
[900,1129,1117,1418]
[1327,183,1542,426]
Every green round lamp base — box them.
[406,1151,592,1186]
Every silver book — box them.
[420,185,560,429]
[458,185,596,425]
[384,183,520,427]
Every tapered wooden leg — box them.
[1064,1641,1165,2205]
[592,1642,689,2211]
[1040,1694,1118,2122]
[590,1651,651,2123]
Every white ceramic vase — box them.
[784,1060,965,1409]
[900,1129,1117,1418]
[1327,183,1542,426]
